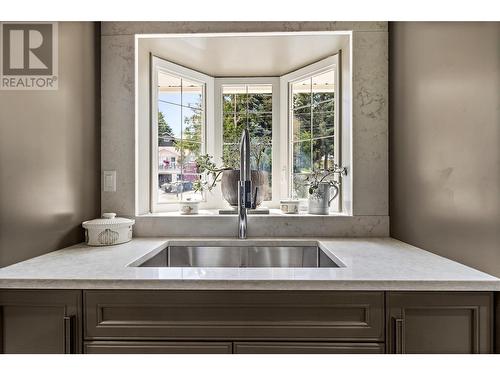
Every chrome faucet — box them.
[238,128,257,239]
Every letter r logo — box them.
[2,23,53,75]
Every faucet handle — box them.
[251,186,259,209]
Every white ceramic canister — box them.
[179,199,199,215]
[82,213,135,246]
[280,199,299,214]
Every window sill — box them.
[139,208,351,218]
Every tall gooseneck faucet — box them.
[238,128,257,239]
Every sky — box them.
[158,93,201,139]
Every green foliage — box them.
[301,164,347,196]
[290,89,338,198]
[193,154,230,193]
[183,91,275,193]
[169,96,203,168]
[158,111,173,146]
[292,91,335,172]
[174,98,202,156]
[222,92,272,171]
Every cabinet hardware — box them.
[64,316,75,354]
[394,318,405,354]
[0,307,3,353]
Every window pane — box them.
[251,136,272,171]
[155,65,206,206]
[183,107,203,143]
[312,70,335,105]
[159,142,180,172]
[292,173,309,199]
[179,174,203,201]
[314,99,334,112]
[234,94,247,113]
[182,79,202,109]
[248,113,272,136]
[158,102,182,139]
[158,179,183,203]
[248,85,272,113]
[180,141,202,173]
[222,84,273,201]
[292,78,311,108]
[312,137,335,170]
[223,113,247,144]
[223,86,247,113]
[223,94,235,113]
[158,142,183,204]
[292,111,311,141]
[289,65,337,203]
[158,71,181,105]
[312,110,334,138]
[293,140,311,174]
[248,93,272,113]
[222,143,240,169]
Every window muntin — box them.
[156,70,205,204]
[222,84,273,201]
[290,69,336,199]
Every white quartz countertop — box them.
[0,237,499,291]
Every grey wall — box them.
[390,22,500,276]
[0,22,100,267]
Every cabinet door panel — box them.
[84,290,384,341]
[234,342,384,354]
[84,341,232,354]
[0,290,82,354]
[387,292,492,354]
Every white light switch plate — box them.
[103,170,116,192]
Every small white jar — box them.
[82,213,135,246]
[280,199,299,214]
[179,199,199,215]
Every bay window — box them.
[150,54,341,213]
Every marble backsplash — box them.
[133,214,389,237]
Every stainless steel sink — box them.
[134,245,340,268]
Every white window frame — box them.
[279,54,341,212]
[150,55,215,212]
[149,54,343,213]
[214,77,281,208]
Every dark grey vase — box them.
[221,170,269,207]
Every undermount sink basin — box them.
[133,245,341,268]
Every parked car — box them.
[161,180,193,193]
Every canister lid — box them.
[82,213,135,228]
[180,199,200,204]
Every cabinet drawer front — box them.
[84,290,384,341]
[234,342,384,354]
[84,341,232,354]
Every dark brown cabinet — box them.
[0,290,82,354]
[386,292,493,354]
[0,289,496,354]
